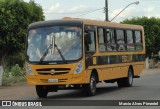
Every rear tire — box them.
[125,68,133,87]
[117,68,133,87]
[36,85,48,98]
[84,73,97,96]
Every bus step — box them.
[134,76,140,78]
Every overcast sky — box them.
[24,0,160,22]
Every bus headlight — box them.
[74,62,83,74]
[25,63,34,75]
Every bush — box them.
[2,75,26,86]
[5,52,25,68]
[2,64,26,86]
[11,64,24,77]
[2,51,26,86]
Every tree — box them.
[121,17,160,58]
[0,0,44,66]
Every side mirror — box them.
[85,33,91,44]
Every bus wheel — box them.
[36,85,48,98]
[117,79,125,88]
[117,68,133,87]
[125,68,133,87]
[84,73,97,96]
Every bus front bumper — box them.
[26,74,89,85]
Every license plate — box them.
[48,79,58,83]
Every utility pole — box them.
[105,0,109,21]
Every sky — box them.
[23,0,160,22]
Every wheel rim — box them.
[128,70,133,85]
[90,77,96,94]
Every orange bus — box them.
[25,17,145,98]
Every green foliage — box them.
[2,64,26,86]
[11,64,23,76]
[4,64,25,77]
[0,0,44,85]
[5,52,25,68]
[121,17,160,57]
[0,0,44,65]
[2,75,26,86]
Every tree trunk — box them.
[145,57,149,69]
[0,66,3,86]
[0,57,4,86]
[0,53,8,86]
[0,57,5,66]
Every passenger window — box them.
[135,31,143,50]
[106,29,116,51]
[116,30,125,51]
[98,28,105,52]
[126,30,135,51]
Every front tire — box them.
[117,68,133,87]
[36,85,48,98]
[84,74,97,96]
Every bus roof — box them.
[28,20,82,30]
[28,17,143,30]
[63,17,143,30]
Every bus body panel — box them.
[26,62,92,85]
[26,17,145,88]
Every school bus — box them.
[25,17,145,98]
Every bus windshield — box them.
[27,26,82,63]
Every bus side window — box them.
[98,28,105,52]
[126,30,135,51]
[85,31,96,52]
[105,29,116,51]
[135,31,143,51]
[116,30,126,51]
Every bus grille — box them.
[36,68,70,75]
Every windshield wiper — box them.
[54,43,67,64]
[40,44,53,63]
[40,34,67,64]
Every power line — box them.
[44,7,104,15]
[75,8,104,17]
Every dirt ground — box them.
[0,82,36,100]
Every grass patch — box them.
[2,64,26,86]
[2,75,26,86]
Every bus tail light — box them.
[74,62,83,74]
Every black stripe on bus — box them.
[86,54,145,66]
